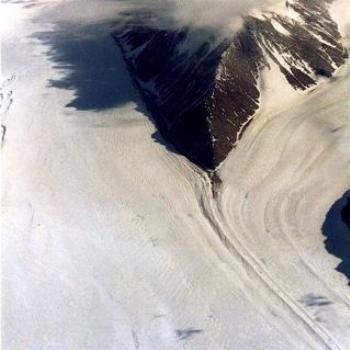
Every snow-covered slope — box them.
[1,1,350,349]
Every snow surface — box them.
[1,1,350,349]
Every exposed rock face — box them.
[113,0,348,170]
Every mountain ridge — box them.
[113,0,348,170]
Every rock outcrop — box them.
[113,0,348,170]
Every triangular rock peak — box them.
[113,0,348,170]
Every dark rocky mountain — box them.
[113,0,348,170]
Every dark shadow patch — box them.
[33,24,137,111]
[322,190,350,285]
[341,195,350,228]
[330,126,343,133]
[300,294,332,307]
[176,328,202,341]
[31,20,186,159]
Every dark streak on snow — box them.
[176,328,203,341]
[300,294,332,308]
[131,330,140,350]
[1,125,7,148]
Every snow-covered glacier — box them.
[1,0,350,349]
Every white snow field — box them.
[1,0,350,349]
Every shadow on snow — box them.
[322,190,350,285]
[32,20,181,156]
